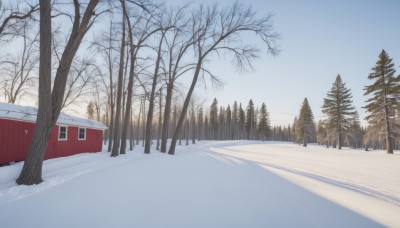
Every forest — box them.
[0,0,399,186]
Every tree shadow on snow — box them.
[195,147,385,228]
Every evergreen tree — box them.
[257,103,271,140]
[322,74,355,149]
[246,99,255,139]
[239,103,245,139]
[349,111,362,149]
[292,116,298,143]
[364,50,399,154]
[204,115,209,140]
[210,98,218,139]
[218,106,225,140]
[198,108,204,141]
[316,120,327,146]
[254,107,259,139]
[295,98,315,147]
[232,101,238,139]
[226,105,232,140]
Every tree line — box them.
[0,0,278,185]
[170,49,400,154]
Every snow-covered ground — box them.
[0,141,399,227]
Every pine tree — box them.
[322,74,355,149]
[232,101,238,139]
[254,107,259,139]
[349,111,362,149]
[292,116,298,143]
[316,120,327,146]
[198,108,204,141]
[210,98,218,140]
[226,105,232,140]
[239,103,245,139]
[218,106,225,140]
[204,115,209,140]
[246,99,255,140]
[364,50,399,154]
[295,98,315,147]
[257,103,271,140]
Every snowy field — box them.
[0,141,399,227]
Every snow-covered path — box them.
[0,141,399,227]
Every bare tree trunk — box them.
[129,106,134,150]
[156,88,162,150]
[17,0,99,185]
[160,83,173,152]
[144,34,164,154]
[16,0,52,185]
[168,61,201,155]
[142,99,146,147]
[111,3,126,157]
[136,100,142,145]
[106,21,115,152]
[192,110,196,144]
[120,0,135,155]
[384,95,394,154]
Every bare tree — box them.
[1,22,38,103]
[160,4,195,152]
[61,56,97,109]
[111,0,127,157]
[91,19,119,152]
[0,0,38,40]
[17,0,101,185]
[168,2,279,154]
[143,19,172,154]
[120,0,160,154]
[156,88,162,150]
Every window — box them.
[78,128,86,140]
[59,126,68,140]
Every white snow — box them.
[0,141,399,227]
[0,102,107,130]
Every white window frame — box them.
[78,128,86,140]
[58,125,68,141]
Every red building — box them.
[0,102,107,164]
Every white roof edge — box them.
[0,102,108,130]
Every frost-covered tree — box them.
[322,75,355,149]
[257,103,271,140]
[295,98,315,147]
[364,50,399,154]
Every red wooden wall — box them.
[0,118,103,164]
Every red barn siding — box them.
[0,118,103,164]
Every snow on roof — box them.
[0,102,107,130]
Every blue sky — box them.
[185,0,400,125]
[4,0,399,126]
